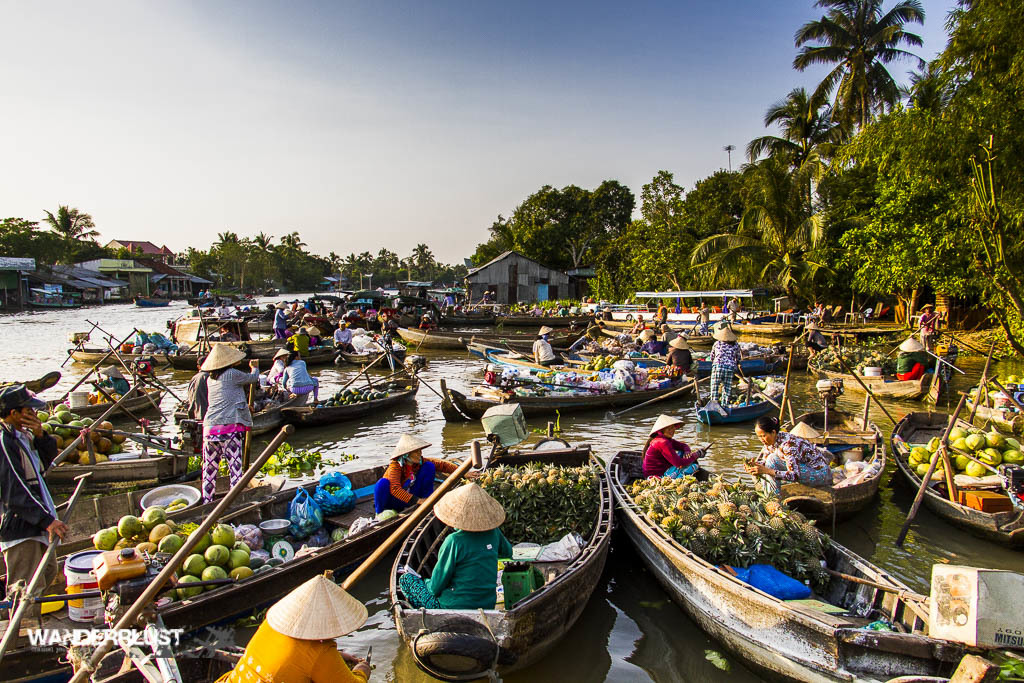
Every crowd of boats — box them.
[1,295,1023,683]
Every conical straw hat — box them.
[266,573,367,640]
[899,338,925,352]
[805,321,819,331]
[789,421,821,439]
[273,348,290,360]
[650,413,685,436]
[669,337,689,350]
[392,433,432,459]
[275,302,288,310]
[538,326,553,336]
[712,325,737,342]
[99,366,124,379]
[307,327,322,336]
[434,483,505,531]
[639,329,656,342]
[200,344,246,372]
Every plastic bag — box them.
[235,524,263,552]
[731,564,811,600]
[313,472,357,516]
[305,527,330,547]
[288,489,323,537]
[536,533,584,562]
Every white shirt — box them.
[217,306,232,318]
[334,328,352,344]
[533,338,556,362]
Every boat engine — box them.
[816,378,844,409]
[999,464,1024,510]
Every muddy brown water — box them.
[7,299,1023,681]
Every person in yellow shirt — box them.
[217,572,371,683]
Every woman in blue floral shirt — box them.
[746,416,832,492]
[708,324,739,404]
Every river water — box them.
[10,299,1024,682]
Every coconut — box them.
[117,515,144,539]
[201,565,227,588]
[228,549,250,570]
[177,575,203,599]
[210,524,235,548]
[141,507,167,531]
[181,554,207,577]
[965,433,986,452]
[204,544,230,567]
[158,533,184,554]
[149,523,172,544]
[93,528,118,551]
[986,432,1007,449]
[230,566,254,580]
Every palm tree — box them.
[794,0,926,129]
[279,231,306,253]
[412,244,435,277]
[42,206,98,262]
[252,232,274,253]
[902,60,952,114]
[746,88,841,166]
[216,231,239,246]
[691,157,829,300]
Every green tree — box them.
[746,87,841,167]
[794,0,926,129]
[41,205,100,263]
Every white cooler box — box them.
[930,565,1024,649]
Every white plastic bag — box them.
[536,533,584,562]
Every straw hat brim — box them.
[712,325,737,342]
[273,348,290,360]
[266,574,367,640]
[899,338,925,352]
[650,414,685,436]
[805,322,819,331]
[538,326,553,336]
[434,483,506,532]
[392,433,432,459]
[639,330,655,341]
[99,366,124,379]
[307,327,322,336]
[275,302,288,310]
[200,344,247,372]
[789,421,821,440]
[920,304,934,310]
[669,337,689,350]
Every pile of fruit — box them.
[968,375,1023,411]
[629,475,829,590]
[88,387,158,405]
[172,523,257,599]
[577,355,616,372]
[478,463,599,544]
[809,346,896,375]
[907,427,1024,481]
[316,386,389,408]
[92,507,188,555]
[40,405,126,464]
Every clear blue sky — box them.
[0,0,957,263]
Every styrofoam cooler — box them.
[862,367,882,377]
[930,565,1024,649]
[69,391,91,409]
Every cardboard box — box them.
[930,565,1024,649]
[960,490,1014,513]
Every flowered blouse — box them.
[757,432,831,482]
[710,341,740,368]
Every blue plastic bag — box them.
[313,472,357,516]
[288,489,323,537]
[730,564,811,600]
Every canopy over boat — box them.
[633,289,765,299]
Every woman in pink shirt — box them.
[642,414,706,478]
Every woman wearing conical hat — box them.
[642,414,706,479]
[708,324,739,406]
[917,303,941,352]
[895,337,930,381]
[200,346,261,503]
[638,328,666,356]
[97,366,129,396]
[215,573,371,682]
[373,435,458,514]
[745,415,832,493]
[398,483,512,610]
[665,337,692,374]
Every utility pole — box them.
[723,144,736,171]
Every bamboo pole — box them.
[341,444,477,591]
[241,383,256,470]
[896,395,966,547]
[969,342,996,424]
[778,344,795,421]
[66,426,294,683]
[833,352,899,425]
[55,328,139,404]
[608,377,709,420]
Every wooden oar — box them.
[341,443,477,591]
[778,344,795,422]
[0,472,91,663]
[606,377,709,420]
[46,387,150,471]
[832,352,898,426]
[241,382,256,470]
[969,342,996,424]
[66,426,294,683]
[896,394,966,547]
[54,328,139,404]
[414,328,429,352]
[337,353,386,393]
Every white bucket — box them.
[65,550,103,622]
[69,391,91,409]
[862,367,883,377]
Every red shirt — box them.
[643,435,696,478]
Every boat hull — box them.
[813,368,939,402]
[281,385,417,428]
[695,397,776,425]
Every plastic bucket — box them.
[862,367,882,377]
[69,391,91,409]
[65,550,103,622]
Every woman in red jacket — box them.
[642,414,706,478]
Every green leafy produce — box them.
[809,347,896,376]
[260,443,323,476]
[628,475,829,591]
[478,463,600,544]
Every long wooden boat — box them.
[48,388,164,421]
[45,449,190,487]
[391,446,612,680]
[695,396,776,425]
[281,379,418,428]
[891,412,1024,547]
[337,345,407,367]
[164,345,336,371]
[174,396,300,436]
[1,465,435,682]
[730,321,803,340]
[781,410,887,521]
[439,311,496,326]
[134,297,170,308]
[964,396,1024,435]
[608,450,966,682]
[68,347,172,366]
[440,378,692,421]
[495,313,593,328]
[246,318,273,334]
[397,326,582,352]
[813,367,942,402]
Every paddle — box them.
[55,328,139,404]
[606,377,709,420]
[896,394,967,547]
[0,472,91,663]
[337,353,387,393]
[969,342,996,424]
[340,443,478,591]
[66,426,295,683]
[778,343,796,422]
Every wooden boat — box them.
[397,326,582,352]
[781,410,887,521]
[891,412,1024,547]
[174,396,300,436]
[813,367,942,402]
[391,446,612,680]
[964,396,1024,435]
[1,465,433,682]
[695,396,776,425]
[440,378,692,421]
[45,450,191,486]
[134,297,170,307]
[68,347,171,366]
[2,370,62,393]
[694,355,783,378]
[439,311,496,326]
[337,345,407,367]
[164,345,337,371]
[246,318,274,334]
[281,379,418,428]
[48,387,164,421]
[495,313,594,328]
[729,321,803,340]
[608,450,966,682]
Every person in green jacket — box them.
[97,366,130,396]
[895,338,931,381]
[399,483,512,610]
[286,327,310,358]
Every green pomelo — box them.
[117,515,144,539]
[141,507,167,530]
[181,554,207,576]
[1002,450,1024,464]
[965,434,986,452]
[158,534,183,554]
[204,544,230,567]
[228,549,250,570]
[201,565,227,588]
[149,524,172,544]
[190,532,212,554]
[177,575,203,599]
[980,448,1003,466]
[230,567,254,580]
[211,524,235,547]
[93,528,117,551]
[986,432,1006,449]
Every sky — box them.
[0,0,958,264]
